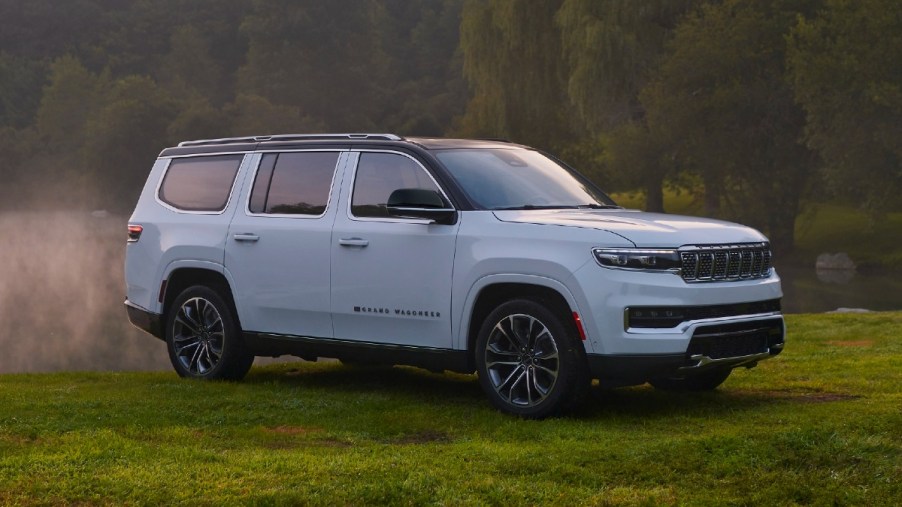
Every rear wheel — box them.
[476,299,589,418]
[165,286,254,380]
[649,368,732,391]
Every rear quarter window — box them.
[158,155,243,212]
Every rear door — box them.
[330,150,459,347]
[225,149,348,337]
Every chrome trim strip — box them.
[625,311,784,334]
[345,149,456,224]
[242,149,347,219]
[158,150,251,159]
[153,154,248,215]
[678,349,774,371]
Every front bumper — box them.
[587,315,784,386]
[569,262,785,385]
[125,300,164,340]
[570,261,784,356]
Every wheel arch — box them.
[161,264,241,330]
[458,275,585,371]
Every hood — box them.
[492,209,767,247]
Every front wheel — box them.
[476,299,589,419]
[165,286,254,380]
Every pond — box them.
[776,263,902,313]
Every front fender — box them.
[453,273,585,351]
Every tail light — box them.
[127,224,143,242]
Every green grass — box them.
[2,313,901,505]
[611,191,902,270]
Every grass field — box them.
[1,313,900,505]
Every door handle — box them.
[233,233,260,242]
[339,237,369,247]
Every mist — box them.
[0,211,170,373]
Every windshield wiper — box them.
[577,203,622,209]
[492,203,623,211]
[492,204,580,210]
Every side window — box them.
[158,154,243,212]
[248,151,339,215]
[351,152,442,218]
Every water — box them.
[1,212,899,373]
[776,264,902,314]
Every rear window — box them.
[248,151,340,215]
[158,155,243,211]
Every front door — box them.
[330,151,459,347]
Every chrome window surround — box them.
[345,150,456,224]
[154,154,249,215]
[243,149,348,220]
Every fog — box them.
[0,210,312,374]
[0,211,171,373]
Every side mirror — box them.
[386,188,457,224]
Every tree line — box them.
[0,0,898,253]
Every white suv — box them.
[125,133,784,418]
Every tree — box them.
[788,0,902,213]
[637,0,820,252]
[555,0,699,210]
[237,0,392,131]
[376,0,467,136]
[34,56,109,153]
[223,94,322,136]
[0,53,45,129]
[556,0,698,130]
[455,0,571,152]
[157,25,225,104]
[81,76,178,211]
[166,101,231,143]
[9,55,112,208]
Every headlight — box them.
[592,248,681,272]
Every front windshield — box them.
[434,148,618,210]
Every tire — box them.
[165,285,254,380]
[649,368,732,392]
[475,299,589,419]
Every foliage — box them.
[788,0,902,213]
[34,56,109,153]
[0,0,466,212]
[552,0,700,210]
[0,53,45,129]
[1,312,900,504]
[635,0,820,252]
[0,0,898,249]
[237,0,389,129]
[555,0,698,130]
[455,0,571,152]
[81,76,179,210]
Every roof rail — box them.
[178,133,403,147]
[476,137,512,143]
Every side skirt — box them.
[243,332,472,374]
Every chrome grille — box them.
[680,243,772,282]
